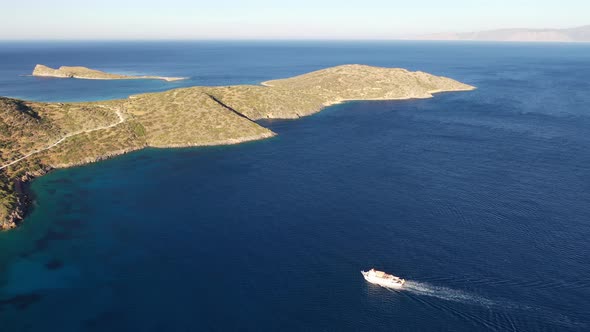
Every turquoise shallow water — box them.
[1,41,590,331]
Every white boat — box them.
[361,268,406,289]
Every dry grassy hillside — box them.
[263,65,473,102]
[0,98,119,171]
[0,98,61,164]
[208,65,474,119]
[203,85,322,120]
[127,88,274,147]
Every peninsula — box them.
[32,64,186,82]
[1,64,475,229]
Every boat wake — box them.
[394,281,585,329]
[402,281,497,307]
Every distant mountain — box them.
[416,25,590,42]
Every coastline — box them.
[1,166,51,230]
[263,87,477,119]
[1,131,277,230]
[1,89,469,230]
[0,64,476,230]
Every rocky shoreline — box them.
[1,167,50,230]
[0,131,277,230]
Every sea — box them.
[0,41,589,331]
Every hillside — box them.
[0,64,475,229]
[206,65,473,119]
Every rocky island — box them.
[1,64,475,229]
[32,64,186,82]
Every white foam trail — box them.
[400,281,586,329]
[403,281,496,307]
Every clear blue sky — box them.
[3,0,589,40]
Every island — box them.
[1,64,475,229]
[32,64,186,82]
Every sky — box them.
[2,0,589,40]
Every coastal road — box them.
[0,107,125,171]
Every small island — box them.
[32,64,186,82]
[1,64,475,229]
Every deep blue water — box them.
[0,41,589,331]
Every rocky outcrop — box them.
[0,166,51,230]
[32,64,186,82]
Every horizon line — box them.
[1,39,589,45]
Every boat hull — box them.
[361,271,405,289]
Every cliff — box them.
[32,64,186,82]
[1,64,475,229]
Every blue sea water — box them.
[0,41,589,331]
